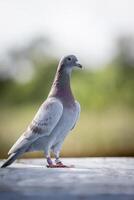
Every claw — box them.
[46,162,74,168]
[46,157,74,168]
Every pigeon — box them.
[1,55,82,168]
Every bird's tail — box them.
[1,151,23,168]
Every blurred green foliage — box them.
[0,35,134,157]
[1,61,134,110]
[0,35,134,109]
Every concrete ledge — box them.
[0,158,134,199]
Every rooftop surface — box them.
[0,158,134,200]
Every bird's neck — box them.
[48,64,75,105]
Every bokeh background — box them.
[0,0,134,158]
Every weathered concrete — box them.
[0,158,134,200]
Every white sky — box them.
[0,0,134,66]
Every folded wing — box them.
[8,97,63,155]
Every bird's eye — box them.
[67,57,71,61]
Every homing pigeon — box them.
[1,55,82,168]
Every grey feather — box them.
[1,147,27,168]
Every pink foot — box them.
[46,162,74,168]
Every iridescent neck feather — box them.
[48,64,75,106]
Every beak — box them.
[74,61,82,69]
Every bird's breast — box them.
[50,103,79,143]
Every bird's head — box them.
[58,55,82,73]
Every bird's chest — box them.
[61,106,77,129]
[52,105,78,139]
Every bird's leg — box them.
[46,156,53,167]
[45,151,55,168]
[54,152,74,168]
[55,155,64,167]
[54,152,64,166]
[53,145,70,167]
